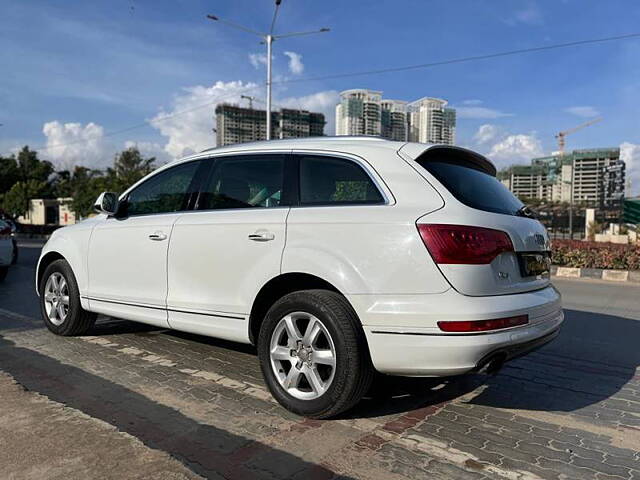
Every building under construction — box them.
[499,148,625,207]
[215,104,325,146]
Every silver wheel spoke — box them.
[313,349,335,367]
[59,277,67,292]
[60,295,70,305]
[271,345,292,362]
[44,292,56,302]
[303,317,322,345]
[283,315,302,342]
[283,367,301,389]
[57,303,66,321]
[306,366,325,395]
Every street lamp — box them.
[207,1,329,140]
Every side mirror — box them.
[94,192,119,215]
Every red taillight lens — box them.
[417,224,513,264]
[438,315,528,332]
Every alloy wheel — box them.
[269,311,337,400]
[43,272,70,326]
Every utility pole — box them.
[207,1,329,141]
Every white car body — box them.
[36,137,562,377]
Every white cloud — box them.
[462,99,483,106]
[455,106,513,119]
[565,106,600,118]
[487,133,544,168]
[149,80,337,156]
[150,80,260,158]
[249,53,267,69]
[473,124,500,145]
[620,142,640,196]
[42,121,107,170]
[283,51,304,75]
[505,1,543,26]
[278,90,340,135]
[124,140,172,165]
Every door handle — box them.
[148,231,167,241]
[248,231,275,242]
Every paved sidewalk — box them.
[0,371,200,480]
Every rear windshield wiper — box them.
[515,206,536,219]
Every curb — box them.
[552,265,640,283]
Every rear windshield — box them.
[418,159,523,216]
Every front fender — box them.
[36,222,96,297]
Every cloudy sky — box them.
[1,0,639,193]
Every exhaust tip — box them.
[479,353,506,375]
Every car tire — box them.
[39,259,96,336]
[257,289,373,419]
[0,266,7,282]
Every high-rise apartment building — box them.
[406,97,456,145]
[499,148,625,207]
[335,89,383,137]
[215,104,325,147]
[335,90,456,144]
[380,99,408,141]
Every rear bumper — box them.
[351,286,563,376]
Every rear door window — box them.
[298,155,384,206]
[418,158,523,216]
[197,155,285,210]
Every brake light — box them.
[438,315,528,332]
[417,224,513,264]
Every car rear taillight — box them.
[0,226,10,240]
[417,224,513,264]
[437,315,528,332]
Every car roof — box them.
[172,136,409,165]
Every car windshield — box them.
[418,159,524,216]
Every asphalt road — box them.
[1,243,639,479]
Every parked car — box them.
[36,137,563,418]
[0,220,13,281]
[3,219,19,264]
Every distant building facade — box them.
[335,89,383,137]
[215,104,325,146]
[18,198,76,226]
[406,97,456,145]
[335,89,456,144]
[499,148,625,207]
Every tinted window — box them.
[299,155,384,205]
[126,161,199,216]
[198,155,284,210]
[419,159,523,216]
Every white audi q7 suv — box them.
[36,137,563,418]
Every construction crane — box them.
[240,95,256,109]
[555,117,603,155]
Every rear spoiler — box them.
[398,144,497,177]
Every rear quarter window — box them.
[417,157,523,216]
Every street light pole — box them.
[206,1,329,142]
[265,34,273,140]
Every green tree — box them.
[0,156,19,193]
[108,147,155,192]
[0,180,48,218]
[15,146,54,184]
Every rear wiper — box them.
[515,206,536,219]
